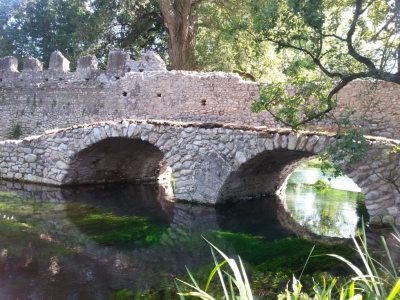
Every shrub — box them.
[8,122,22,139]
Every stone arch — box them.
[64,137,168,185]
[42,121,174,185]
[216,148,315,203]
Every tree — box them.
[251,0,400,129]
[0,0,168,69]
[194,0,286,82]
[88,0,168,64]
[0,0,97,69]
[156,0,202,70]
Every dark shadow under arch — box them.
[217,149,315,203]
[65,137,167,185]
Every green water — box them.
[0,178,359,299]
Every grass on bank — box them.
[176,220,400,300]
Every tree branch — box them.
[370,14,396,41]
[264,37,345,79]
[346,0,378,72]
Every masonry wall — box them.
[1,51,400,140]
[0,71,280,140]
[335,81,400,138]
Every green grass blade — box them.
[175,280,186,300]
[387,218,400,238]
[299,245,315,280]
[351,234,382,297]
[326,277,337,296]
[380,236,397,278]
[175,278,215,300]
[325,254,365,280]
[209,247,229,299]
[387,278,400,300]
[392,233,400,244]
[239,256,253,300]
[177,291,214,299]
[349,280,355,298]
[203,238,248,298]
[228,272,235,300]
[205,259,227,293]
[185,266,200,289]
[339,287,347,300]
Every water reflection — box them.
[0,181,296,300]
[285,166,364,237]
[288,167,361,193]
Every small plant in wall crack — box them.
[7,122,22,139]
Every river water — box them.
[0,167,363,299]
[286,166,363,238]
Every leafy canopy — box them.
[251,0,400,129]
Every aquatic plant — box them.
[177,221,400,299]
[107,289,135,300]
[210,231,354,275]
[311,179,331,190]
[68,204,167,246]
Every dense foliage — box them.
[251,0,400,129]
[0,0,167,69]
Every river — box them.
[0,166,364,299]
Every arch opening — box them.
[217,149,314,203]
[283,159,366,237]
[65,137,170,185]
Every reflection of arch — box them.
[217,149,313,203]
[215,196,295,241]
[276,193,351,244]
[65,137,168,185]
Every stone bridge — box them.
[0,119,399,225]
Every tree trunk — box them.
[157,0,198,70]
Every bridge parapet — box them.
[0,119,399,226]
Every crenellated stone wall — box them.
[0,50,274,141]
[1,50,400,141]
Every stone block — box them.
[25,154,37,163]
[305,135,319,152]
[382,215,394,225]
[273,133,282,149]
[0,56,18,72]
[313,136,328,153]
[49,51,70,72]
[287,133,299,150]
[128,51,167,72]
[107,49,130,77]
[235,151,247,165]
[369,216,382,226]
[281,135,288,148]
[264,138,274,150]
[77,55,98,72]
[23,57,43,71]
[148,132,160,144]
[296,135,308,150]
